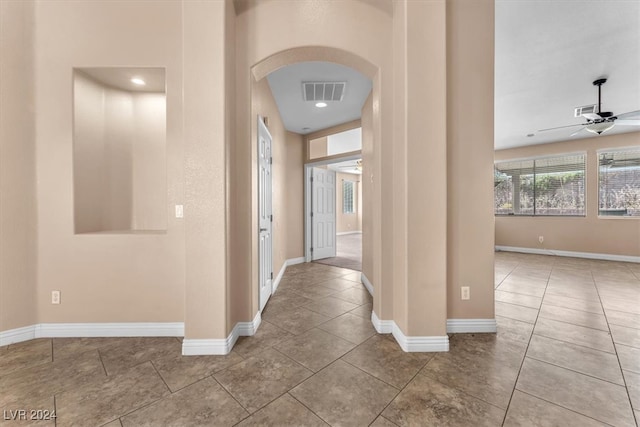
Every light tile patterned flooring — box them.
[1,252,639,426]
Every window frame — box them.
[597,146,640,220]
[342,179,355,215]
[494,152,587,218]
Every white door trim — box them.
[258,116,273,311]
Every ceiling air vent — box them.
[574,104,597,118]
[303,82,346,102]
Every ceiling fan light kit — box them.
[585,121,615,135]
[535,78,640,137]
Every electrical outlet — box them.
[51,290,61,304]
[175,205,184,218]
[461,286,470,300]
[538,235,544,244]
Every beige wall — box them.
[495,132,640,257]
[0,0,38,331]
[33,0,187,326]
[285,132,305,260]
[336,172,362,233]
[183,0,231,339]
[361,93,374,284]
[447,0,495,320]
[309,137,328,160]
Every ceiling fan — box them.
[337,159,362,172]
[537,78,640,137]
[600,153,640,168]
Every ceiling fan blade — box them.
[614,110,640,119]
[537,123,586,133]
[614,119,640,126]
[570,127,586,137]
[581,113,601,121]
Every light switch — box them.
[175,204,184,218]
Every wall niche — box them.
[73,67,167,233]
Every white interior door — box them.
[311,167,336,260]
[258,117,273,311]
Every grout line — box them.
[211,374,254,419]
[592,268,639,427]
[530,330,616,355]
[493,298,542,311]
[149,359,172,393]
[524,354,626,387]
[539,300,602,316]
[500,259,550,426]
[514,389,617,427]
[286,391,332,426]
[419,367,508,413]
[97,349,108,377]
[535,314,611,333]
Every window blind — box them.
[599,148,640,217]
[495,154,585,216]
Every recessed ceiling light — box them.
[131,77,146,86]
[315,102,327,108]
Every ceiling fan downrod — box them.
[593,78,612,118]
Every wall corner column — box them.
[183,0,229,350]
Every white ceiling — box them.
[495,0,640,150]
[78,67,166,93]
[266,62,372,135]
[265,1,640,149]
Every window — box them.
[599,148,640,217]
[343,180,355,214]
[495,154,585,216]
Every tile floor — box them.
[1,252,639,426]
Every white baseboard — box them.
[182,311,261,356]
[361,273,374,296]
[272,257,305,293]
[0,325,36,346]
[446,318,497,333]
[286,257,305,266]
[337,231,362,236]
[182,337,233,356]
[0,322,184,346]
[36,322,184,338]
[371,311,449,352]
[273,262,287,293]
[496,245,640,263]
[371,311,393,334]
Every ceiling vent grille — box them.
[303,82,346,102]
[574,104,597,118]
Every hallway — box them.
[1,253,638,426]
[313,233,362,271]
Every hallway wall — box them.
[0,0,37,332]
[285,132,305,260]
[446,0,496,320]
